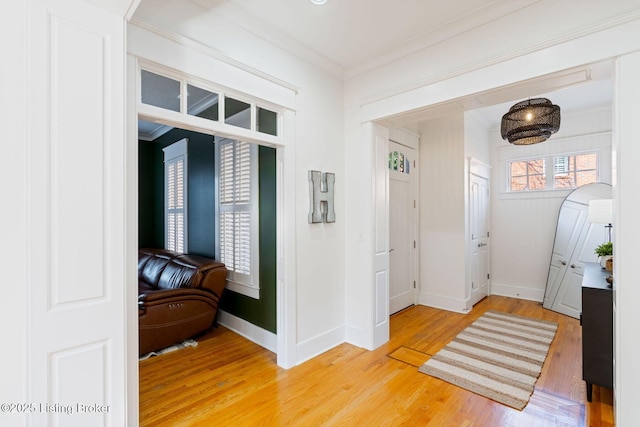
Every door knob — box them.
[389,249,395,253]
[570,264,576,268]
[560,260,567,265]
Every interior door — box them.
[27,1,128,425]
[389,141,416,314]
[469,173,490,306]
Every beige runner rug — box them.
[418,310,558,410]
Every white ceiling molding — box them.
[188,0,345,78]
[129,18,301,96]
[85,0,141,20]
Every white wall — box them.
[489,107,612,301]
[464,111,491,165]
[464,111,492,304]
[614,50,640,425]
[131,0,346,364]
[417,113,467,312]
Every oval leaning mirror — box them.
[542,182,612,318]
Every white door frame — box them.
[126,51,298,370]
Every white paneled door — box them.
[389,141,416,314]
[27,1,128,426]
[469,167,490,307]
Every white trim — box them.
[360,19,640,123]
[276,110,298,368]
[217,310,277,352]
[490,282,545,302]
[418,292,470,314]
[136,59,284,147]
[130,18,301,94]
[131,31,297,367]
[125,53,140,427]
[469,157,491,179]
[128,22,297,110]
[138,103,280,148]
[225,281,260,300]
[295,326,346,366]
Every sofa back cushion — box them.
[157,259,201,290]
[139,253,175,288]
[138,248,226,292]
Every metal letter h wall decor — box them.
[308,170,335,223]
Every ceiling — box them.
[135,0,613,134]
[188,0,540,75]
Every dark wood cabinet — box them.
[581,262,613,402]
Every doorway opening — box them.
[137,122,278,343]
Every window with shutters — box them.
[216,138,260,298]
[163,138,188,252]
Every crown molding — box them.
[129,18,300,95]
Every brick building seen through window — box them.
[509,152,598,192]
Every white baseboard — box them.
[490,283,545,302]
[217,310,277,352]
[296,325,345,365]
[419,292,470,314]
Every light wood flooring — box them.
[139,296,614,426]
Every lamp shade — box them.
[588,199,613,224]
[501,98,561,145]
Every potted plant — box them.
[594,241,613,268]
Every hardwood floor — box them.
[139,296,614,426]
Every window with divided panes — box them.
[163,139,188,252]
[217,139,259,297]
[508,152,598,192]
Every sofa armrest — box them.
[138,287,219,311]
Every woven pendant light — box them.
[501,98,561,145]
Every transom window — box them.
[508,152,598,192]
[140,67,279,137]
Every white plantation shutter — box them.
[554,156,569,175]
[164,139,188,253]
[217,139,259,297]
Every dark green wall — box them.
[138,130,277,333]
[138,128,216,258]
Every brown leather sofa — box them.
[138,248,227,356]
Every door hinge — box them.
[413,281,416,289]
[413,240,416,249]
[413,160,416,168]
[487,231,490,238]
[487,273,490,280]
[414,200,416,208]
